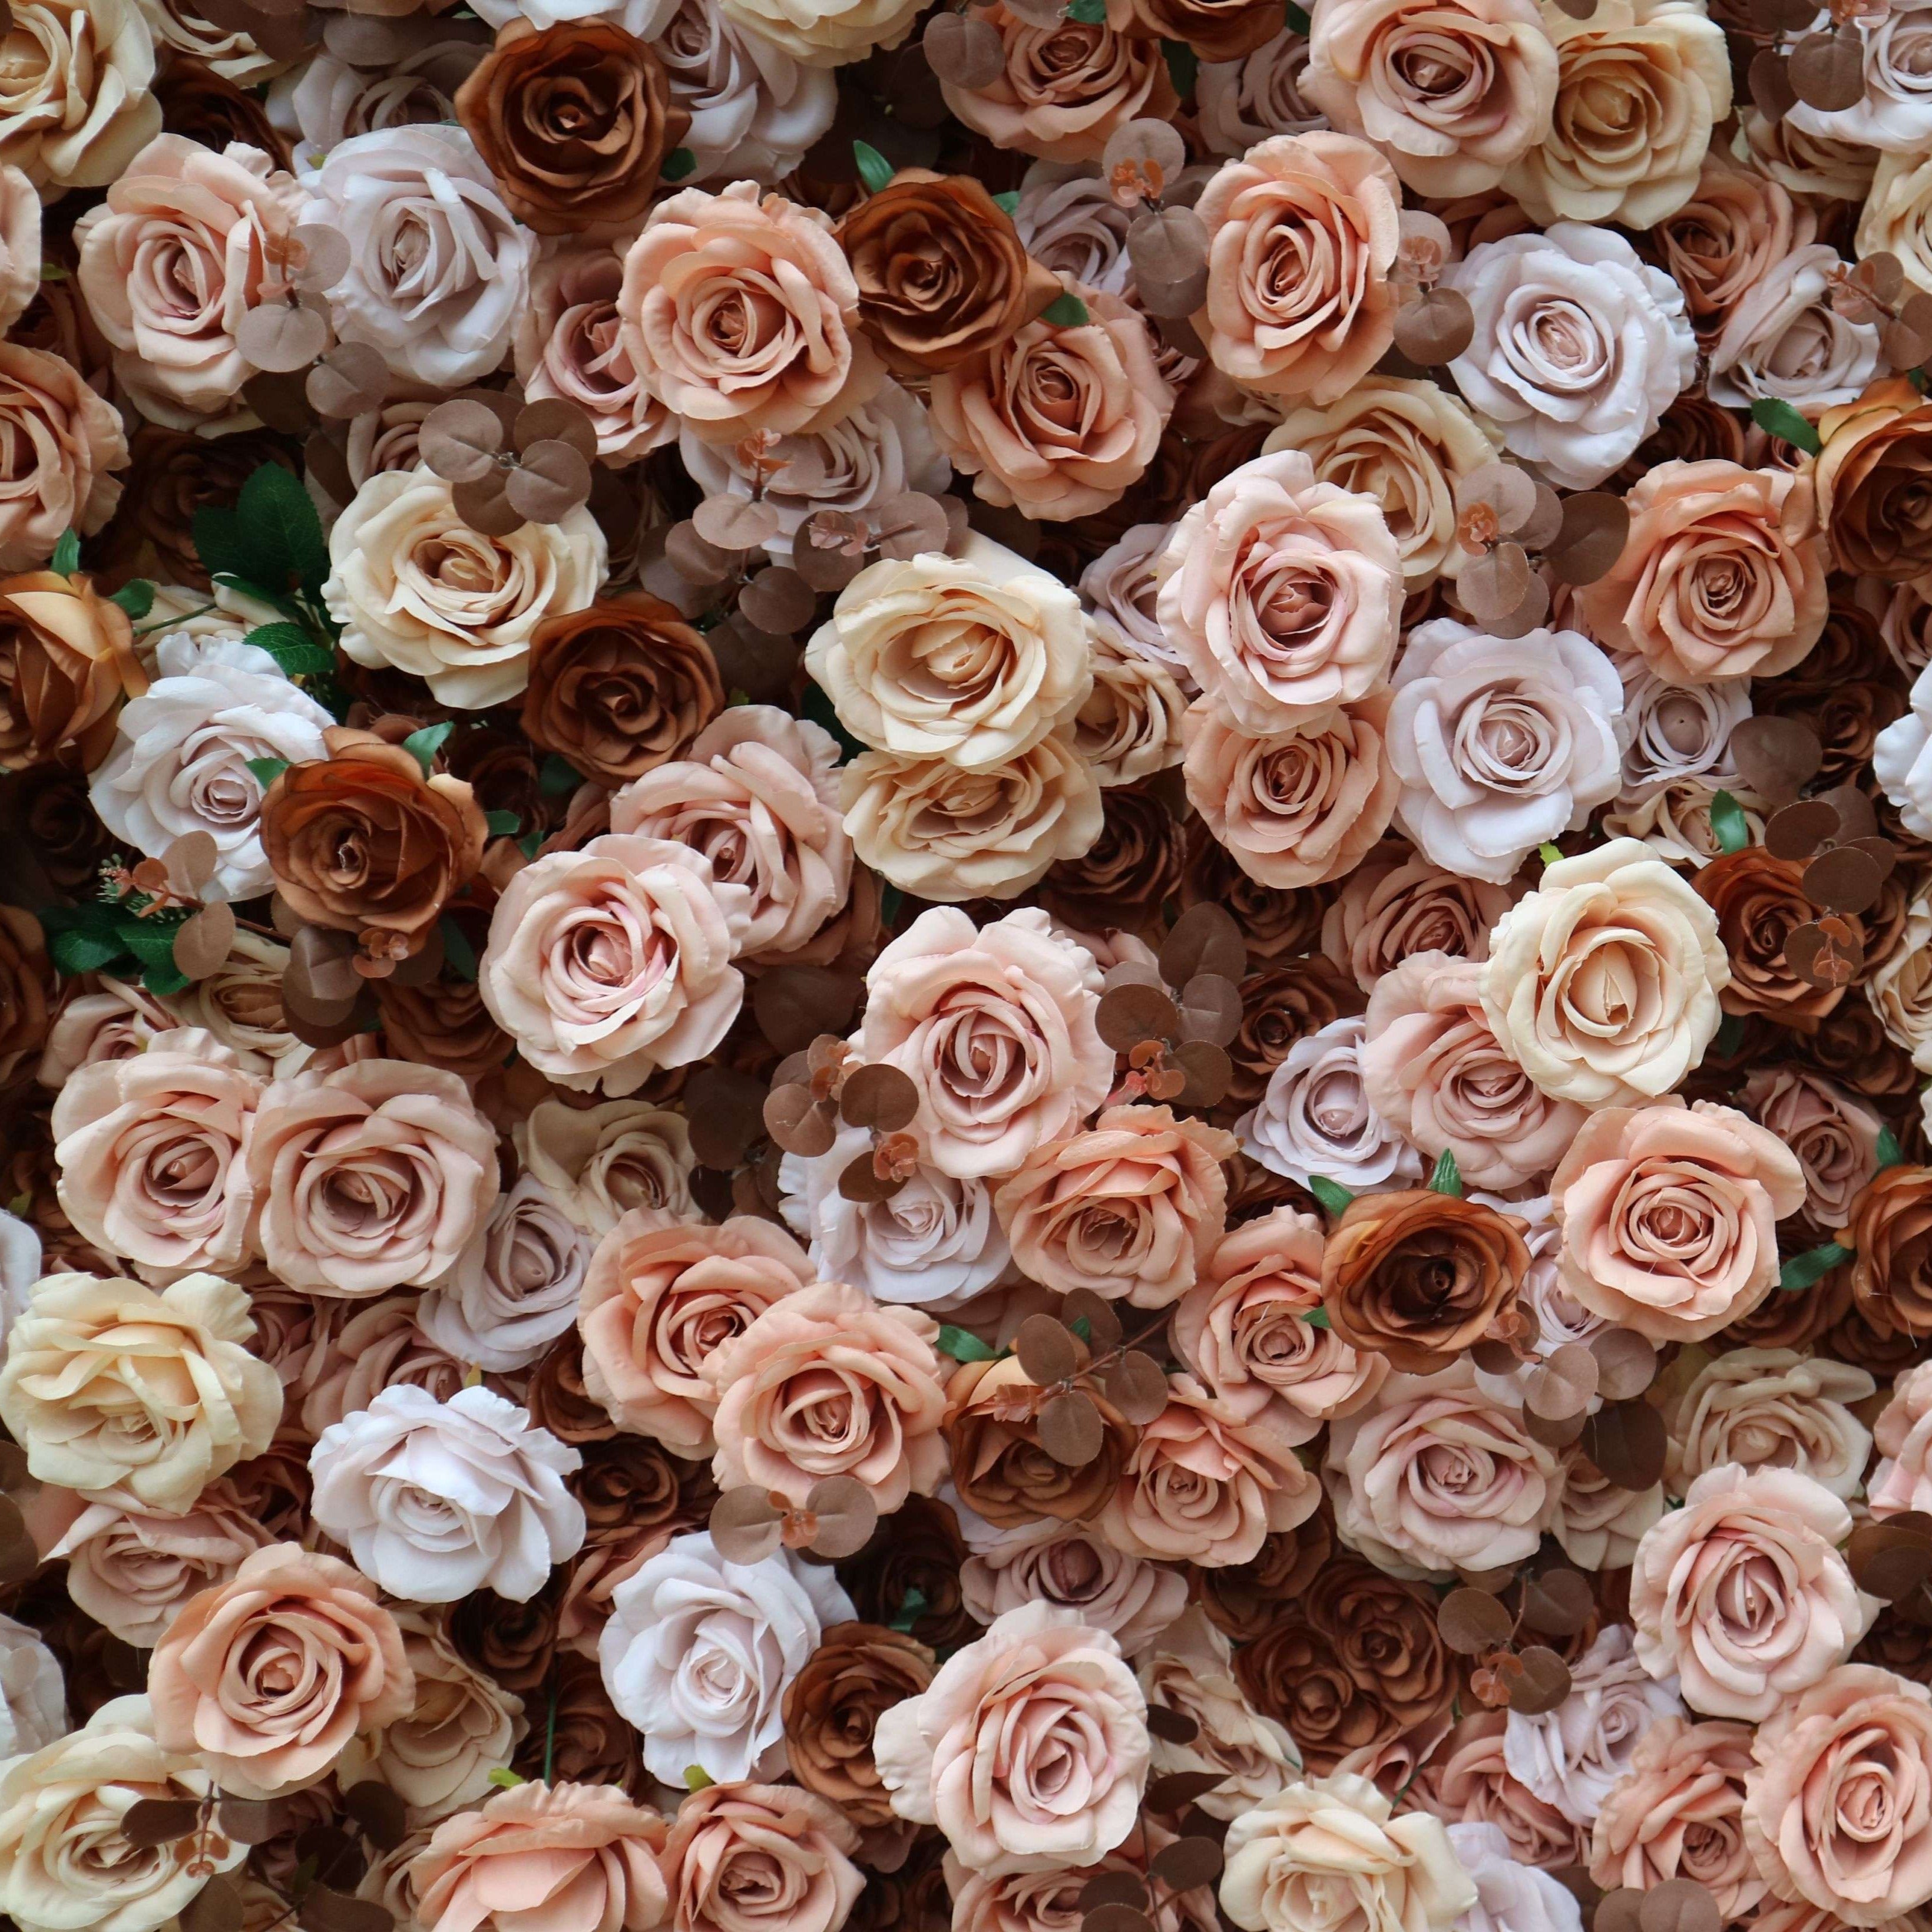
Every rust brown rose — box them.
[0,907,50,1089]
[1815,377,1932,583]
[944,1355,1134,1529]
[526,1331,621,1446]
[835,1493,984,1653]
[1235,1612,1392,1775]
[0,765,114,898]
[1105,0,1279,58]
[0,572,146,771]
[455,17,689,236]
[449,1574,565,1697]
[1611,393,1749,490]
[1321,1190,1527,1373]
[838,170,1057,376]
[154,57,293,171]
[510,1653,649,1799]
[373,971,513,1083]
[520,594,722,788]
[1823,1292,1924,1378]
[1193,1507,1334,1643]
[1038,785,1185,936]
[1182,819,1332,962]
[1841,1164,1932,1341]
[1693,849,1857,1031]
[781,1622,936,1828]
[1809,999,1921,1100]
[262,727,488,963]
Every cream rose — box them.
[1666,1348,1874,1501]
[516,1099,697,1236]
[715,0,921,65]
[1074,615,1187,786]
[0,0,159,191]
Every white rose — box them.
[597,1529,853,1784]
[89,634,333,902]
[1240,1014,1426,1195]
[309,1384,585,1603]
[1876,658,1932,838]
[274,30,484,157]
[1445,1821,1583,1932]
[1664,1347,1875,1500]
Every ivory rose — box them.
[1666,1348,1874,1501]
[874,1602,1150,1874]
[0,0,160,191]
[716,0,922,65]
[148,1543,415,1800]
[1549,1099,1807,1342]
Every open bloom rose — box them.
[962,1522,1187,1654]
[1196,132,1401,405]
[0,0,159,191]
[1865,1359,1932,1519]
[1073,616,1187,786]
[0,1270,281,1513]
[1480,838,1729,1110]
[1667,1348,1874,1501]
[1220,1772,1474,1932]
[1157,448,1402,733]
[703,1279,947,1511]
[1629,1464,1876,1721]
[481,836,748,1096]
[1706,243,1884,414]
[1199,28,1328,153]
[646,0,833,182]
[618,180,879,442]
[247,1060,500,1298]
[660,1781,862,1932]
[1550,1099,1807,1342]
[875,1602,1150,1874]
[1742,1665,1932,1926]
[0,349,129,573]
[1784,0,1932,151]
[859,906,1110,1180]
[148,1542,415,1799]
[1813,377,1932,584]
[1138,1610,1301,1821]
[1242,1013,1423,1194]
[412,1779,667,1932]
[806,537,1091,772]
[518,1099,697,1236]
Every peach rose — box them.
[148,1542,415,1799]
[246,1060,500,1298]
[1550,1099,1807,1343]
[412,1779,667,1932]
[1867,1359,1932,1520]
[1409,1712,1583,1869]
[577,1212,813,1457]
[618,180,880,444]
[703,1278,947,1511]
[1173,1205,1387,1438]
[1195,132,1401,405]
[659,1781,861,1932]
[0,344,128,572]
[1157,448,1402,734]
[874,1602,1150,1873]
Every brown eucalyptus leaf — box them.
[1784,917,1863,990]
[216,1797,286,1845]
[514,398,597,462]
[306,342,389,419]
[805,1474,877,1557]
[682,1067,768,1170]
[452,470,523,538]
[1638,1881,1722,1932]
[1883,316,1932,370]
[1457,541,1534,628]
[1849,1521,1932,1600]
[752,964,862,1054]
[1145,1705,1200,1745]
[763,1084,838,1158]
[1083,1910,1154,1932]
[287,924,362,1024]
[1805,843,1885,914]
[838,1152,904,1202]
[664,520,737,587]
[1458,461,1538,534]
[164,829,219,894]
[1748,46,1799,120]
[1039,1390,1104,1466]
[1103,117,1187,194]
[121,1798,204,1848]
[739,567,817,636]
[244,370,316,435]
[1594,1891,1646,1932]
[872,492,952,561]
[1144,1771,1228,1812]
[1521,1567,1595,1637]
[1483,570,1549,639]
[339,1783,406,1852]
[1516,482,1565,550]
[1149,1837,1223,1893]
[1580,1398,1667,1489]
[1523,1405,1587,1449]
[1731,716,1822,804]
[1437,1586,1514,1654]
[1508,1646,1573,1715]
[1177,973,1241,1046]
[1079,1875,1149,1915]
[1127,205,1209,290]
[173,902,237,981]
[300,1890,392,1932]
[1098,981,1180,1050]
[418,398,505,484]
[1472,1339,1523,1375]
[1015,1311,1079,1387]
[1136,269,1210,319]
[1816,782,1878,843]
[694,495,782,551]
[506,441,593,524]
[236,300,330,374]
[183,1878,246,1932]
[1549,0,1596,16]
[1106,1349,1169,1424]
[1173,1038,1233,1109]
[1851,836,1900,886]
[1765,798,1840,859]
[794,511,871,590]
[1062,1288,1123,1352]
[710,1486,785,1565]
[1392,285,1474,365]
[1545,492,1630,585]
[922,8,1005,84]
[1527,1342,1599,1418]
[1589,1328,1658,1402]
[1754,0,1818,28]
[1788,28,1865,110]
[1154,310,1208,359]
[1160,902,1246,986]
[839,1063,919,1132]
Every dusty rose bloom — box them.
[960,1522,1187,1655]
[1409,1713,1583,1868]
[1647,151,1814,340]
[1240,1014,1424,1195]
[0,342,129,570]
[298,1293,467,1437]
[1199,29,1327,154]
[1322,845,1513,992]
[1866,1359,1932,1520]
[1553,1448,1663,1572]
[1665,1348,1875,1502]
[660,1780,862,1932]
[1706,242,1885,413]
[1741,1066,1884,1239]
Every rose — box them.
[0,1615,60,1765]
[1785,0,1932,150]
[660,1781,863,1932]
[1385,620,1623,884]
[1501,0,1729,227]
[938,6,1179,163]
[0,1270,280,1511]
[577,1212,813,1455]
[1706,244,1884,413]
[780,1622,936,1828]
[0,571,143,770]
[1554,1444,1664,1569]
[299,1294,466,1436]
[1479,837,1730,1109]
[1443,224,1696,490]
[1612,680,1752,815]
[1865,1358,1932,1519]
[1651,151,1813,338]
[608,707,850,960]
[0,355,128,575]
[1447,1822,1580,1932]
[858,906,1110,1181]
[1666,1348,1875,1501]
[455,19,687,233]
[279,27,482,151]
[875,1602,1149,1873]
[1326,1360,1562,1577]
[1844,1165,1932,1342]
[300,125,537,386]
[703,1278,947,1511]
[415,1176,590,1377]
[327,469,606,711]
[960,1523,1187,1653]
[1814,378,1932,583]
[1872,894,1932,1069]
[1014,167,1136,297]
[1198,29,1325,151]
[1878,669,1932,838]
[412,1779,667,1932]
[1504,1625,1686,1827]
[1603,780,1766,867]
[51,1026,263,1276]
[648,0,835,183]
[1550,1100,1807,1342]
[1080,522,1180,675]
[1693,848,1854,1026]
[598,1530,853,1784]
[481,836,747,1095]
[1323,847,1512,990]
[0,1694,244,1932]
[1073,618,1187,787]
[1196,132,1401,405]
[1183,693,1399,890]
[0,0,160,191]
[517,1099,697,1235]
[1219,1773,1474,1932]
[927,285,1172,521]
[148,1543,415,1799]
[0,168,33,338]
[1411,1714,1583,1868]
[1240,1012,1422,1195]
[1742,1665,1932,1926]
[946,1355,1132,1527]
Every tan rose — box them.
[0,0,160,191]
[1861,156,1932,305]
[515,1099,697,1236]
[946,1354,1134,1527]
[960,1523,1187,1655]
[0,353,128,575]
[1073,614,1187,786]
[1649,151,1815,340]
[149,1542,415,1799]
[660,1781,861,1932]
[1666,1347,1874,1501]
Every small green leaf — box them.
[1284,0,1311,28]
[121,919,183,970]
[1043,292,1090,327]
[1913,366,1930,394]
[1779,1240,1854,1293]
[50,530,79,576]
[683,1766,714,1792]
[1427,1147,1463,1197]
[485,810,520,837]
[1068,1315,1092,1342]
[880,884,905,929]
[239,461,329,591]
[142,959,191,998]
[853,140,895,195]
[4,1194,27,1217]
[1709,788,1749,855]
[727,689,750,707]
[38,262,65,282]
[1715,1012,1745,1057]
[108,580,154,620]
[192,508,250,584]
[248,621,334,676]
[440,915,480,982]
[1539,842,1563,866]
[992,190,1020,215]
[1162,36,1198,92]
[1749,396,1823,457]
[1067,0,1105,18]
[48,926,127,976]
[888,1586,928,1635]
[1308,1175,1355,1218]
[1879,1125,1906,1170]
[245,756,289,790]
[539,754,583,797]
[937,1324,999,1362]
[661,147,696,182]
[486,1769,524,1789]
[1302,1308,1331,1329]
[402,720,453,776]
[519,829,544,859]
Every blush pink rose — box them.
[660,1781,862,1932]
[1872,1360,1932,1521]
[1408,1712,1584,1869]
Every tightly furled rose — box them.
[780,1621,937,1829]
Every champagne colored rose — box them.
[0,0,160,191]
[1073,615,1187,786]
[1650,151,1814,340]
[517,1098,697,1236]
[1666,1347,1875,1501]
[298,1291,465,1435]
[1707,242,1884,415]
[1137,1609,1300,1820]
[1322,844,1513,991]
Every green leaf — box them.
[48,926,128,976]
[937,1324,999,1362]
[888,1586,928,1635]
[1284,0,1311,27]
[239,461,329,591]
[661,147,696,182]
[1539,842,1563,866]
[1913,366,1930,394]
[683,1766,714,1792]
[191,507,250,583]
[4,1194,26,1217]
[440,915,479,982]
[1308,1175,1355,1218]
[1162,37,1198,93]
[108,580,154,619]
[485,810,520,837]
[1879,1125,1906,1170]
[1067,0,1105,16]
[1715,1012,1745,1057]
[880,883,905,928]
[801,679,868,763]
[1302,1308,1331,1328]
[248,621,334,677]
[120,919,183,970]
[1749,396,1823,457]
[50,530,79,576]
[402,720,453,776]
[1779,1240,1853,1293]
[1068,1315,1092,1342]
[486,1769,524,1789]
[1043,292,1090,327]
[539,753,583,797]
[1427,1147,1463,1197]
[1709,789,1750,855]
[246,756,289,789]
[518,829,544,860]
[853,140,895,195]
[992,190,1020,215]
[142,959,191,998]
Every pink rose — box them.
[1408,1713,1584,1869]
[660,1781,862,1932]
[960,1523,1189,1655]
[1321,847,1513,993]
[0,342,128,571]
[1862,1360,1932,1520]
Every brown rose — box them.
[0,908,49,1089]
[1195,1511,1334,1643]
[0,571,146,771]
[1693,849,1858,1028]
[1321,1189,1528,1374]
[1842,1164,1932,1340]
[1107,0,1278,58]
[455,18,689,235]
[781,1622,937,1829]
[946,1354,1133,1529]
[1815,376,1932,583]
[1225,957,1366,1112]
